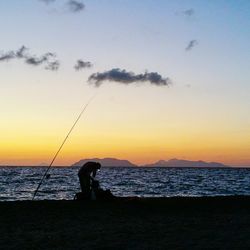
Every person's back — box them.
[78,161,100,177]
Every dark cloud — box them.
[25,56,47,66]
[67,0,85,12]
[0,46,28,62]
[25,54,50,66]
[0,46,60,71]
[74,60,92,70]
[46,60,60,71]
[88,68,171,87]
[25,52,60,71]
[39,0,56,4]
[39,0,85,14]
[185,40,198,51]
[15,46,28,59]
[0,51,15,61]
[183,9,194,16]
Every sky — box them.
[0,0,250,166]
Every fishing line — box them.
[32,94,97,200]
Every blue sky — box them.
[0,0,249,166]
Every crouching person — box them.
[78,161,101,199]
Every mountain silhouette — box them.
[71,157,230,168]
[143,159,230,168]
[71,158,136,167]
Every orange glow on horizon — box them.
[0,92,249,167]
[1,133,249,166]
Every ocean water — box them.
[1,167,250,201]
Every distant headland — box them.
[71,158,137,167]
[71,158,230,168]
[142,159,230,168]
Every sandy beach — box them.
[1,196,250,249]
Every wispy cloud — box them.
[39,0,85,14]
[0,46,60,71]
[74,60,92,70]
[25,57,47,66]
[39,0,56,4]
[88,68,171,87]
[16,46,29,58]
[0,51,16,61]
[46,60,60,71]
[183,9,195,17]
[0,46,29,62]
[67,0,85,12]
[24,52,60,71]
[25,53,51,66]
[185,40,198,51]
[25,52,59,71]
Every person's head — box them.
[95,162,101,169]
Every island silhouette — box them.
[71,157,230,168]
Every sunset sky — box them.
[0,0,250,166]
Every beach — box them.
[1,196,250,249]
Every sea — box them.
[1,167,250,201]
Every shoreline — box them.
[1,196,250,249]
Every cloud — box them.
[88,68,171,87]
[183,9,194,16]
[0,51,15,61]
[25,56,47,66]
[25,52,54,65]
[74,60,92,70]
[0,46,60,71]
[46,60,60,71]
[15,46,28,58]
[25,52,60,71]
[185,40,198,51]
[39,0,56,4]
[39,0,85,14]
[67,0,85,12]
[0,46,28,62]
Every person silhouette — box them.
[78,161,101,197]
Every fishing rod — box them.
[32,95,96,200]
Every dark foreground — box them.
[1,196,250,250]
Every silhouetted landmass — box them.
[143,158,230,168]
[72,157,229,168]
[0,158,230,168]
[72,157,136,167]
